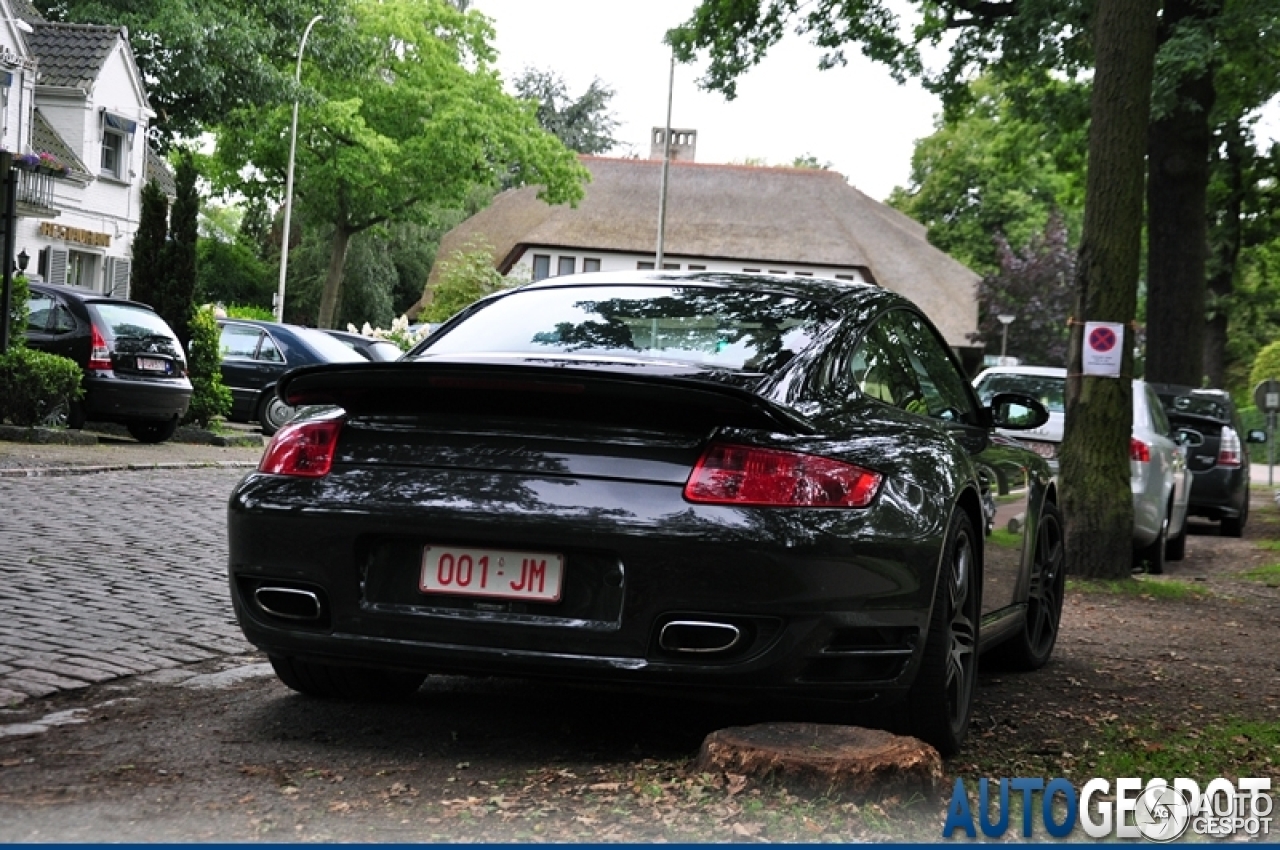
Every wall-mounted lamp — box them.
[16,249,28,272]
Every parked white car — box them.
[973,367,1191,573]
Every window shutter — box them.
[109,258,130,298]
[47,248,68,286]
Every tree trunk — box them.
[1061,0,1158,580]
[1144,0,1219,387]
[317,227,352,329]
[1204,119,1246,388]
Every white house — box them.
[3,0,159,297]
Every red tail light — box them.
[1217,426,1243,467]
[1130,438,1150,463]
[684,443,882,508]
[88,324,112,371]
[258,416,344,478]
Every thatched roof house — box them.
[431,156,979,352]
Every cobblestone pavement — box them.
[0,465,258,707]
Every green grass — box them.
[1087,719,1280,779]
[1240,562,1280,582]
[1066,577,1208,600]
[987,529,1023,549]
[1252,540,1280,551]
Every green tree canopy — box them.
[888,74,1088,275]
[210,0,587,328]
[512,68,620,155]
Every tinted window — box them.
[883,310,976,422]
[221,324,262,359]
[975,373,1066,413]
[1146,385,1172,435]
[258,334,285,363]
[27,292,55,332]
[1163,392,1228,421]
[848,324,925,410]
[52,302,76,333]
[420,285,836,373]
[90,303,184,361]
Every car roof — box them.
[517,269,890,309]
[974,365,1068,379]
[30,281,156,311]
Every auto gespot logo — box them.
[942,776,1273,841]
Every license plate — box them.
[420,546,564,602]
[136,357,166,372]
[1023,440,1058,459]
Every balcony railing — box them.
[15,168,57,213]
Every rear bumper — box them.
[1185,466,1247,519]
[84,372,192,423]
[227,467,947,701]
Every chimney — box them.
[650,127,697,162]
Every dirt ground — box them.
[1,491,1278,842]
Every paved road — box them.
[0,467,255,706]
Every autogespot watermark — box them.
[942,776,1273,841]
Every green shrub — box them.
[1249,340,1280,389]
[0,347,83,426]
[225,303,276,321]
[421,245,515,323]
[184,304,232,427]
[7,273,29,347]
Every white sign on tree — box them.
[1081,321,1125,377]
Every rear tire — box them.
[258,394,296,436]
[126,416,178,444]
[992,501,1064,671]
[268,655,425,700]
[906,510,979,757]
[1134,512,1168,575]
[1221,500,1246,538]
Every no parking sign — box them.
[1082,321,1124,377]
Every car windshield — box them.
[974,373,1066,413]
[89,303,184,360]
[1163,393,1228,421]
[295,327,368,363]
[418,285,837,373]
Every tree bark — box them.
[317,227,352,329]
[1061,0,1158,580]
[1144,0,1219,387]
[1204,119,1246,388]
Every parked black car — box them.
[216,318,366,435]
[25,282,191,443]
[1151,383,1265,536]
[228,271,1061,755]
[322,329,403,363]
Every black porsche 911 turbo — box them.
[227,271,1062,755]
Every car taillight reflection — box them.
[89,324,111,371]
[684,443,882,508]
[1130,438,1151,463]
[259,416,345,478]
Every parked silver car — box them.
[974,367,1191,572]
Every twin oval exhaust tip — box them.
[254,586,322,621]
[658,620,741,654]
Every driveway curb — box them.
[0,460,258,478]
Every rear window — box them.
[1162,393,1229,422]
[89,303,184,361]
[418,285,836,373]
[974,373,1066,413]
[294,327,367,363]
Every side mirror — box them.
[1175,427,1204,447]
[988,392,1050,430]
[1248,429,1267,444]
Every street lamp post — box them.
[274,14,323,323]
[997,314,1016,364]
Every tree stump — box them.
[694,722,942,800]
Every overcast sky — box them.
[472,0,941,202]
[473,2,1280,203]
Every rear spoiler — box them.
[277,361,816,435]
